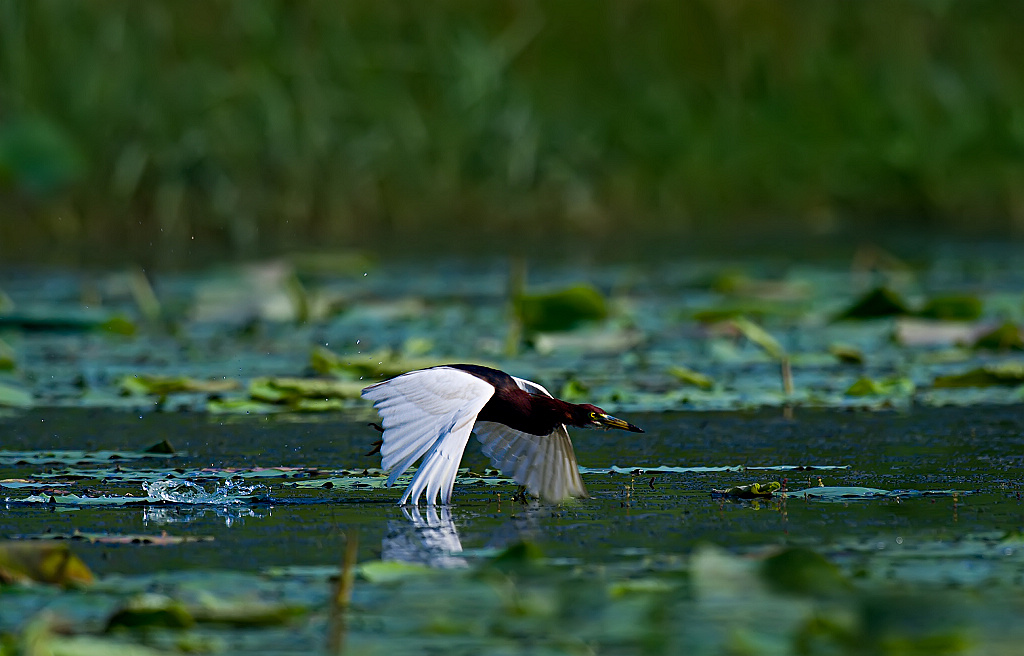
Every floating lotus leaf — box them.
[0,381,32,408]
[760,547,850,597]
[0,448,175,466]
[0,541,94,586]
[916,294,983,321]
[12,531,213,545]
[972,322,1024,351]
[835,287,911,320]
[845,376,914,397]
[310,346,453,379]
[668,365,715,390]
[0,336,15,370]
[120,374,239,396]
[0,307,136,334]
[249,377,365,408]
[785,487,961,501]
[515,284,608,333]
[106,593,195,630]
[933,362,1024,388]
[828,343,865,365]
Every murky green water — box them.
[3,405,1023,654]
[2,250,1024,653]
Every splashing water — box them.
[143,479,266,505]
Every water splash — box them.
[143,479,266,505]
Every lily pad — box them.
[580,465,849,474]
[206,398,282,414]
[845,376,914,397]
[0,448,176,466]
[0,541,94,586]
[895,318,984,347]
[515,284,608,333]
[0,381,33,408]
[828,343,865,365]
[120,374,239,396]
[0,336,15,370]
[0,478,70,489]
[785,487,961,501]
[916,294,983,321]
[12,531,214,546]
[0,307,136,334]
[106,593,195,630]
[310,346,451,380]
[249,377,365,404]
[188,594,303,626]
[972,322,1024,351]
[668,365,715,390]
[358,560,437,583]
[144,439,176,454]
[532,326,642,354]
[760,547,850,597]
[932,362,1024,388]
[835,286,911,320]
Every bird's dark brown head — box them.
[568,403,644,433]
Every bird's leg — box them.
[364,423,384,457]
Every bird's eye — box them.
[590,411,599,419]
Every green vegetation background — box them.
[2,1,1023,265]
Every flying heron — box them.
[362,364,643,506]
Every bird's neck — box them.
[480,389,586,436]
[533,395,588,429]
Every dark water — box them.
[3,405,1021,574]
[3,406,1024,654]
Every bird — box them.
[361,364,643,506]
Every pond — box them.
[1,249,1023,654]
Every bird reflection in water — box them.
[382,505,468,568]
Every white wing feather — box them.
[474,421,587,502]
[474,375,587,502]
[362,367,494,506]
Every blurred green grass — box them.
[1,1,1023,265]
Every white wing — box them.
[474,376,587,503]
[362,367,494,505]
[474,421,587,502]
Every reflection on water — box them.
[143,504,269,528]
[382,506,467,568]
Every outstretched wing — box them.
[474,376,587,503]
[362,367,494,505]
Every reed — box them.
[2,1,1022,265]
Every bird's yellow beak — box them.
[595,413,644,433]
